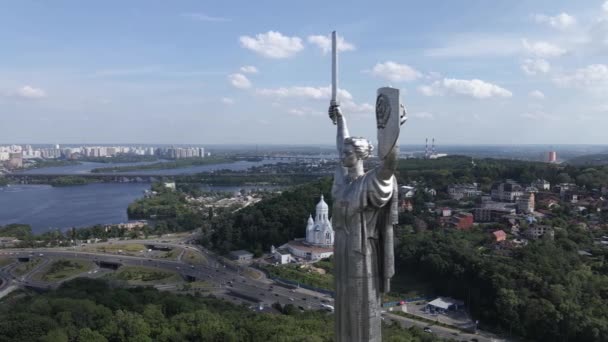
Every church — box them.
[273,195,335,263]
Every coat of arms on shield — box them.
[376,87,401,160]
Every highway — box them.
[0,242,501,341]
[0,245,332,312]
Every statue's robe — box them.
[332,167,397,342]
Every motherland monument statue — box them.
[328,31,407,342]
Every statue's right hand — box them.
[328,104,342,124]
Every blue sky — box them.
[1,0,608,145]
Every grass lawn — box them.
[182,250,207,265]
[37,259,94,282]
[13,258,42,276]
[0,258,15,267]
[263,264,333,290]
[109,266,182,285]
[243,267,263,280]
[161,248,181,260]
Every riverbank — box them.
[90,157,234,173]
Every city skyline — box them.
[2,1,608,144]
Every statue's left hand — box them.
[400,104,408,126]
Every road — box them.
[0,242,503,341]
[0,246,331,311]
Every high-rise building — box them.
[7,153,23,169]
[548,151,557,163]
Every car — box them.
[39,253,44,256]
[274,293,279,297]
[423,327,432,333]
[190,265,194,269]
[289,298,295,301]
[302,297,306,300]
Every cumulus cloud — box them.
[181,12,229,22]
[553,64,608,88]
[522,39,566,58]
[521,58,551,75]
[370,61,422,82]
[534,13,576,30]
[604,1,608,12]
[228,73,251,89]
[256,85,353,101]
[221,97,235,105]
[418,78,512,99]
[258,85,372,118]
[307,34,355,54]
[240,65,258,74]
[239,31,304,58]
[15,85,47,99]
[529,90,545,99]
[417,85,440,97]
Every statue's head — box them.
[342,137,374,168]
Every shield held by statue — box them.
[376,87,401,160]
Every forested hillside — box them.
[202,156,608,341]
[0,278,437,342]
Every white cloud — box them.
[418,78,512,99]
[521,58,551,75]
[307,34,355,54]
[256,85,352,101]
[228,73,251,89]
[411,112,435,120]
[553,64,608,88]
[534,13,576,30]
[522,39,566,58]
[529,90,545,99]
[370,61,422,82]
[16,85,46,99]
[181,12,229,22]
[603,1,608,12]
[240,65,258,74]
[417,85,441,97]
[239,31,304,58]
[221,97,235,105]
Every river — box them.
[0,183,149,233]
[1,159,285,233]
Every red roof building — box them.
[450,213,474,230]
[492,230,507,242]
